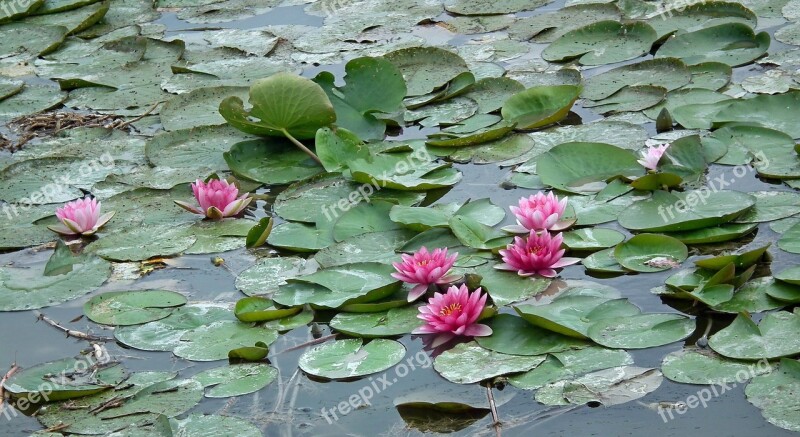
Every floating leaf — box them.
[745,359,800,432]
[475,314,588,356]
[543,21,657,66]
[709,311,800,359]
[618,190,755,232]
[655,23,769,67]
[330,305,421,338]
[192,363,277,398]
[536,142,644,194]
[4,358,125,402]
[613,234,687,272]
[224,138,322,185]
[85,290,187,326]
[588,313,694,349]
[114,303,234,351]
[500,85,580,129]
[508,346,633,390]
[662,348,771,385]
[174,320,279,362]
[298,338,406,379]
[433,342,545,384]
[535,366,663,406]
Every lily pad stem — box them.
[281,129,323,166]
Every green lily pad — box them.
[192,363,277,398]
[694,244,770,270]
[733,191,800,223]
[219,72,336,140]
[3,357,125,401]
[562,228,625,251]
[474,263,551,306]
[536,142,644,194]
[333,200,401,242]
[114,303,234,351]
[713,277,795,313]
[543,21,658,66]
[662,348,771,385]
[664,223,758,244]
[234,257,307,297]
[223,138,322,185]
[475,314,588,356]
[274,263,400,309]
[0,255,110,311]
[613,234,688,273]
[647,2,757,39]
[617,190,755,232]
[514,297,640,339]
[348,153,462,191]
[160,85,248,131]
[582,85,667,114]
[85,290,187,326]
[655,23,769,67]
[714,91,800,139]
[174,320,279,362]
[588,313,694,349]
[582,248,626,273]
[508,346,633,390]
[86,223,196,261]
[775,266,800,286]
[779,222,800,254]
[267,222,334,252]
[745,358,800,432]
[383,47,469,97]
[330,305,421,338]
[709,311,800,359]
[433,341,546,384]
[500,85,580,129]
[535,366,663,406]
[298,338,406,379]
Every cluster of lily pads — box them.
[2,0,800,434]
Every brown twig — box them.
[486,383,501,437]
[117,100,162,129]
[34,311,114,342]
[0,363,20,411]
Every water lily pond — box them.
[2,0,800,435]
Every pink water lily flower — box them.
[413,284,492,347]
[638,144,669,170]
[48,197,114,236]
[495,231,580,278]
[503,192,573,233]
[174,179,252,220]
[392,247,459,302]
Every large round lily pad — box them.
[85,290,187,326]
[298,338,406,379]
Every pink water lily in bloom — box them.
[48,197,114,236]
[413,284,492,347]
[503,191,573,233]
[638,144,669,170]
[174,179,252,220]
[495,231,580,278]
[392,247,459,302]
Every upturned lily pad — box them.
[500,85,580,129]
[543,21,658,66]
[234,296,302,322]
[174,320,279,361]
[475,314,588,355]
[662,348,771,385]
[613,234,687,273]
[85,290,187,326]
[192,363,277,398]
[535,366,663,406]
[219,72,335,140]
[745,358,800,432]
[709,311,800,359]
[330,305,421,338]
[298,338,406,379]
[433,341,546,384]
[536,142,644,194]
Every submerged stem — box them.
[281,129,322,166]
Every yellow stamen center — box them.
[417,259,430,266]
[528,245,545,255]
[440,303,462,316]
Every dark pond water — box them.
[1,2,799,437]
